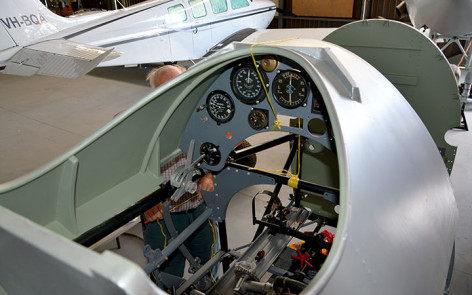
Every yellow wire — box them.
[208,218,217,283]
[248,119,302,188]
[152,271,158,282]
[157,220,167,248]
[288,118,302,189]
[169,193,200,212]
[162,194,201,274]
[249,37,299,131]
[249,38,303,188]
[151,202,217,284]
[153,194,200,259]
[296,118,301,177]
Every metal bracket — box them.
[170,139,205,201]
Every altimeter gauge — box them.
[272,70,309,109]
[231,63,268,104]
[206,90,235,124]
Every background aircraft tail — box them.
[0,0,74,47]
[0,0,121,78]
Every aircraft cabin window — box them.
[230,0,249,9]
[189,0,207,18]
[209,0,228,14]
[166,4,188,23]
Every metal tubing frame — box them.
[162,204,199,269]
[144,207,213,275]
[227,162,339,200]
[176,250,226,294]
[252,140,299,240]
[229,134,296,162]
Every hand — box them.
[144,203,164,222]
[198,173,214,192]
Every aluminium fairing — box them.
[0,39,457,294]
[229,40,456,294]
[405,0,472,36]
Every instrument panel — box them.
[181,55,330,171]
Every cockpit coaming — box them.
[0,40,457,295]
[148,41,456,294]
[162,51,341,293]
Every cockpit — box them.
[155,51,341,293]
[0,39,457,295]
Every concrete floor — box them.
[1,67,471,294]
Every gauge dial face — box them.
[248,109,268,130]
[272,70,309,109]
[200,142,221,166]
[231,64,267,104]
[206,90,235,124]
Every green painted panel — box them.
[324,19,461,174]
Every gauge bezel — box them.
[230,63,268,105]
[200,142,221,166]
[206,90,235,124]
[272,70,309,109]
[260,55,278,72]
[248,109,269,130]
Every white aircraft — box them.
[0,0,276,78]
[403,0,472,103]
[404,0,472,37]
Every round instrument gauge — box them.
[206,90,235,124]
[231,64,268,104]
[248,109,268,130]
[200,142,221,166]
[272,70,309,109]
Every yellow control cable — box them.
[249,120,303,188]
[288,118,302,189]
[249,38,303,188]
[169,193,200,212]
[156,220,167,248]
[208,218,217,283]
[249,37,299,131]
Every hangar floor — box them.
[0,66,471,294]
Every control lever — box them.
[169,139,205,201]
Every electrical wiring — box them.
[169,193,200,212]
[208,218,218,283]
[157,220,167,248]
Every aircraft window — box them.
[189,0,207,18]
[230,0,249,9]
[209,0,228,14]
[166,4,188,23]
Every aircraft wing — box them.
[2,39,122,79]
